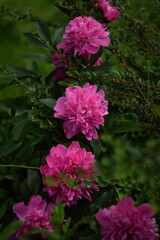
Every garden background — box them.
[0,0,160,239]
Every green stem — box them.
[0,165,39,170]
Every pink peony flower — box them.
[40,141,98,206]
[57,16,110,57]
[93,57,103,67]
[54,83,108,140]
[96,197,159,240]
[13,195,54,239]
[51,53,68,81]
[96,0,120,22]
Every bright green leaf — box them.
[51,201,64,225]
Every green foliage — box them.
[0,0,160,239]
[0,222,21,240]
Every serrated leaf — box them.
[36,21,51,42]
[40,98,56,108]
[0,140,23,158]
[27,170,40,194]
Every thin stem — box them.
[0,165,39,170]
[111,38,148,104]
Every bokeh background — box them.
[0,0,70,99]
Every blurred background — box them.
[0,0,69,100]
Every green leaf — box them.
[52,27,64,46]
[65,216,91,239]
[22,53,52,63]
[0,73,14,81]
[27,61,38,73]
[0,97,27,110]
[30,135,43,146]
[8,65,37,78]
[62,217,71,234]
[0,222,21,240]
[36,21,51,42]
[30,227,60,240]
[0,201,8,219]
[51,201,64,225]
[0,175,14,181]
[93,192,108,207]
[15,144,34,163]
[54,3,72,16]
[27,170,41,194]
[24,32,50,52]
[5,175,14,180]
[12,119,29,141]
[0,140,23,158]
[90,139,106,156]
[39,98,56,108]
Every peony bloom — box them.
[96,0,120,22]
[51,53,68,81]
[40,141,98,206]
[96,197,159,240]
[54,83,108,141]
[13,195,54,239]
[93,57,103,67]
[57,16,110,57]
